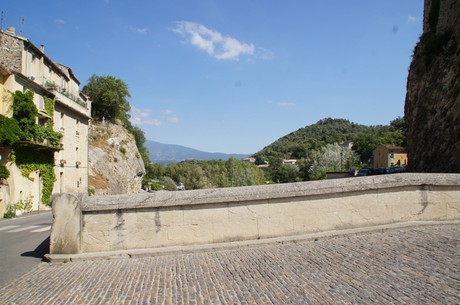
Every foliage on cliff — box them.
[82,74,153,178]
[82,74,131,124]
[88,122,145,195]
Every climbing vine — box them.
[14,147,56,206]
[44,96,54,127]
[0,91,61,206]
[11,90,62,148]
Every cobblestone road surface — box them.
[0,224,458,304]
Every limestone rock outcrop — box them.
[404,0,460,172]
[88,122,145,195]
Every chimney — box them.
[40,45,45,53]
[6,27,16,35]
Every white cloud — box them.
[173,21,255,61]
[407,16,417,23]
[54,19,65,26]
[256,47,274,61]
[129,107,178,126]
[133,27,147,34]
[278,101,295,107]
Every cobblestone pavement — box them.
[0,224,459,304]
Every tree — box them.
[12,90,37,139]
[352,132,380,164]
[0,115,20,145]
[82,75,131,124]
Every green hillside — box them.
[253,117,406,166]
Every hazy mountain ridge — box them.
[146,140,250,164]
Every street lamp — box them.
[340,150,343,171]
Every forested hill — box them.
[253,118,405,164]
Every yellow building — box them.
[0,27,91,216]
[372,144,408,168]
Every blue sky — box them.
[2,1,423,154]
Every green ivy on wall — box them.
[44,96,54,128]
[14,147,56,206]
[11,90,62,148]
[1,91,62,206]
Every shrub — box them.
[0,165,9,180]
[15,198,33,213]
[3,205,15,218]
[0,115,20,145]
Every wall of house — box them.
[373,146,387,167]
[0,29,91,215]
[0,146,45,212]
[53,103,89,194]
[373,146,408,168]
[392,153,408,167]
[0,30,22,72]
[49,173,460,255]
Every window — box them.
[38,95,44,110]
[59,113,64,131]
[38,117,47,127]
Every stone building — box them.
[372,144,408,168]
[0,27,91,215]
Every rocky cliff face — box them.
[88,122,145,195]
[405,0,460,172]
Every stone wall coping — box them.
[81,173,460,212]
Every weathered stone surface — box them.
[88,122,145,195]
[49,193,84,254]
[405,0,460,172]
[0,29,22,73]
[82,173,460,210]
[50,173,460,254]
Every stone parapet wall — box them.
[50,173,460,254]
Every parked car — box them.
[376,167,386,175]
[386,167,395,174]
[357,168,371,176]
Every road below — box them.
[0,212,52,286]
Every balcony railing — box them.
[43,80,87,108]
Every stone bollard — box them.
[49,193,85,254]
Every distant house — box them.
[242,157,256,163]
[339,141,353,150]
[282,159,297,165]
[0,27,91,215]
[372,144,407,168]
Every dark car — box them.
[357,168,371,176]
[386,167,395,174]
[376,167,386,175]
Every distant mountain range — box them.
[146,140,250,165]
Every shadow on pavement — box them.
[21,236,50,260]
